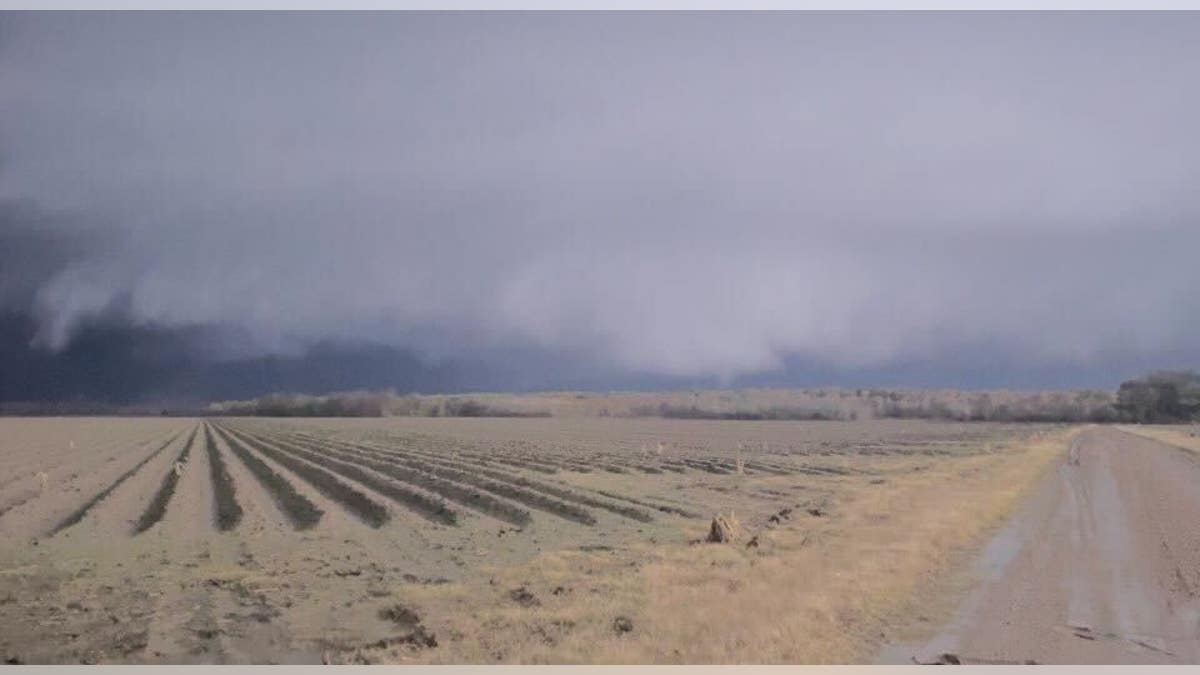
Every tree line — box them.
[197,372,1200,423]
[1113,371,1200,423]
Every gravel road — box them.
[882,426,1200,665]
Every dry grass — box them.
[374,427,1074,664]
[372,549,649,664]
[1117,425,1200,455]
[631,429,1071,663]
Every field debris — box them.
[912,652,962,665]
[706,513,744,543]
[612,616,634,634]
[766,507,793,526]
[377,604,438,648]
[508,586,540,607]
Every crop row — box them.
[131,425,200,534]
[278,429,658,523]
[51,428,189,535]
[218,426,458,526]
[271,431,599,525]
[41,419,714,538]
[332,428,804,477]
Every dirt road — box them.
[882,426,1200,664]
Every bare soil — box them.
[0,415,1058,664]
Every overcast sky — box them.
[2,12,1199,398]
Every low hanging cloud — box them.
[2,12,1199,387]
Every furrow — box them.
[203,422,244,531]
[210,424,323,530]
[215,424,388,528]
[223,426,457,526]
[132,424,201,534]
[247,431,531,527]
[50,427,188,536]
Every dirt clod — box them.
[613,616,634,634]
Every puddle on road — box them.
[876,467,1040,665]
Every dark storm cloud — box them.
[0,202,85,308]
[2,11,1199,395]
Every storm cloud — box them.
[2,11,1199,399]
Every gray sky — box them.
[2,12,1199,392]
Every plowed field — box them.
[0,416,1055,664]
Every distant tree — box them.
[1116,371,1200,423]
